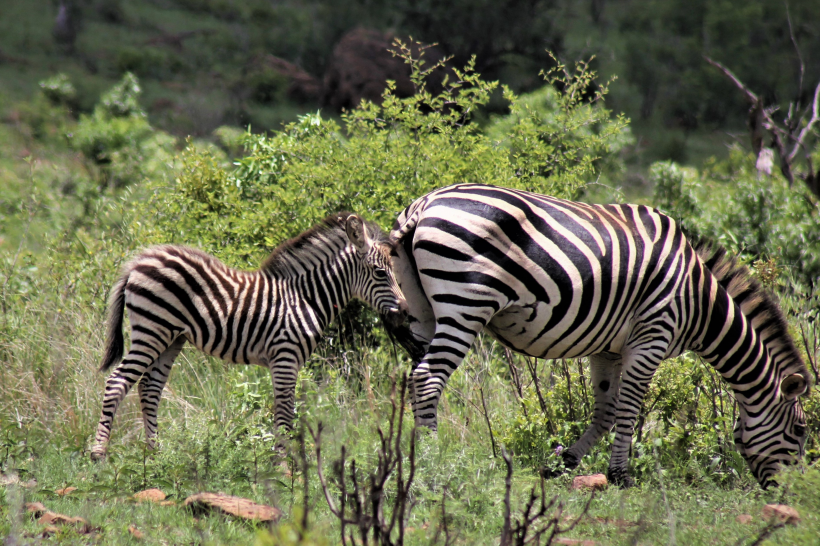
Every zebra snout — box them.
[384,306,408,328]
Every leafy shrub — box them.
[134,46,629,268]
[70,73,177,188]
[38,73,76,108]
[651,148,820,283]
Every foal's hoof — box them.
[607,468,635,489]
[90,450,106,462]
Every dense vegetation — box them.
[2,2,820,543]
[2,0,819,166]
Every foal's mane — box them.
[261,212,389,276]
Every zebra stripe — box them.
[389,184,809,488]
[91,213,407,460]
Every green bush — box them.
[70,73,177,188]
[651,148,820,283]
[134,46,628,268]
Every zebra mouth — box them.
[383,308,407,328]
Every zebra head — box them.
[345,214,408,329]
[734,372,809,489]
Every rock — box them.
[25,502,48,518]
[245,54,321,103]
[183,492,282,522]
[736,514,753,524]
[134,488,166,503]
[761,504,800,525]
[321,28,450,110]
[571,474,608,491]
[159,500,177,506]
[56,486,77,496]
[1,473,37,488]
[37,512,87,526]
[128,525,144,539]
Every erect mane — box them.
[260,212,389,277]
[695,242,810,384]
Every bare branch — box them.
[704,56,759,104]
[785,2,805,95]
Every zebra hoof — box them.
[607,468,635,488]
[561,450,581,470]
[90,449,106,462]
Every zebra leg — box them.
[137,337,186,451]
[269,357,300,445]
[411,317,488,431]
[91,340,170,460]
[560,353,623,470]
[606,347,665,487]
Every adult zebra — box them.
[388,183,810,488]
[91,213,407,460]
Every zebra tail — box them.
[100,272,128,372]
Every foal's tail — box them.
[100,272,129,372]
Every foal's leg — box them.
[137,337,186,450]
[91,333,171,460]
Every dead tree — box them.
[499,447,596,546]
[310,376,416,546]
[705,39,820,199]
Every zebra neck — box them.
[693,285,781,410]
[276,245,358,332]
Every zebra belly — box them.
[486,304,630,359]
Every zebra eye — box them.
[373,267,387,279]
[793,424,806,438]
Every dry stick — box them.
[505,348,529,420]
[298,426,310,535]
[800,322,820,385]
[477,383,498,458]
[500,446,514,546]
[576,358,591,417]
[524,356,549,415]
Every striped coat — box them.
[91,213,406,460]
[389,184,809,488]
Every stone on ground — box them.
[129,525,144,539]
[134,488,166,503]
[761,504,800,525]
[571,474,608,491]
[183,492,282,522]
[56,486,77,496]
[736,514,753,524]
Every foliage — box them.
[136,46,627,269]
[651,148,820,282]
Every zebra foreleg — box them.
[410,319,485,431]
[91,349,161,461]
[137,337,185,451]
[269,357,299,449]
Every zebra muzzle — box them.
[383,307,408,329]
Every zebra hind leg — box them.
[558,353,623,472]
[606,346,665,488]
[91,341,169,461]
[137,337,186,451]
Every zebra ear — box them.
[781,373,808,400]
[345,214,371,251]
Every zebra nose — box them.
[384,306,407,328]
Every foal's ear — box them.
[345,215,371,252]
[781,373,808,400]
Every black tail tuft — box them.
[100,274,128,371]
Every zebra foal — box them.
[388,183,810,489]
[91,213,407,460]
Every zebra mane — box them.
[694,242,809,382]
[261,212,389,276]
